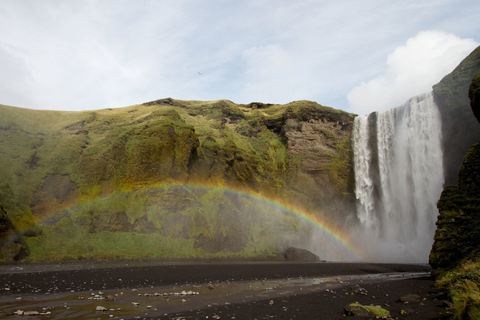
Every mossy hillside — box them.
[26,186,312,261]
[0,99,355,261]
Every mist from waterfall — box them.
[352,91,444,263]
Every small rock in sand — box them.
[399,294,421,304]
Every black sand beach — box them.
[0,261,448,319]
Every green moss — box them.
[436,260,480,320]
[21,185,314,261]
[0,97,355,261]
[348,303,391,317]
[430,142,480,270]
[325,133,355,194]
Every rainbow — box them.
[39,181,363,261]
[143,181,363,261]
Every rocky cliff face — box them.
[433,46,480,185]
[469,72,480,123]
[429,72,480,320]
[430,71,480,270]
[0,99,355,261]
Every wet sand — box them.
[0,261,448,319]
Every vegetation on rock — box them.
[469,72,480,124]
[430,70,480,320]
[0,204,28,260]
[344,303,391,318]
[0,99,355,261]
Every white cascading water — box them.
[352,92,445,262]
[352,115,377,229]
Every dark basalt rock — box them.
[430,73,480,271]
[468,71,480,123]
[343,305,373,317]
[283,247,319,261]
[0,204,28,261]
[433,46,480,185]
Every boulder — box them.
[344,303,391,318]
[283,247,319,261]
[344,304,372,317]
[22,225,43,237]
[399,294,421,304]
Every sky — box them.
[0,0,479,115]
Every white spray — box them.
[352,92,444,262]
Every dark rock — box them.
[400,308,415,315]
[433,45,480,185]
[0,204,28,261]
[468,71,480,123]
[343,305,372,317]
[22,225,43,237]
[283,247,319,261]
[430,72,480,270]
[350,285,368,295]
[399,294,421,304]
[65,121,85,131]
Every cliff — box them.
[2,46,480,262]
[430,72,480,270]
[429,71,480,320]
[0,99,355,261]
[433,46,480,185]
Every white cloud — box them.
[347,30,479,115]
[241,44,296,103]
[0,1,480,111]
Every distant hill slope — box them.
[0,98,356,261]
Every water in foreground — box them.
[0,261,434,319]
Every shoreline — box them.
[0,262,444,319]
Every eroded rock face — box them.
[284,118,349,171]
[433,46,480,185]
[32,174,78,216]
[430,74,480,270]
[468,72,480,123]
[0,204,28,261]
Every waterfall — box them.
[352,115,377,229]
[352,92,444,262]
